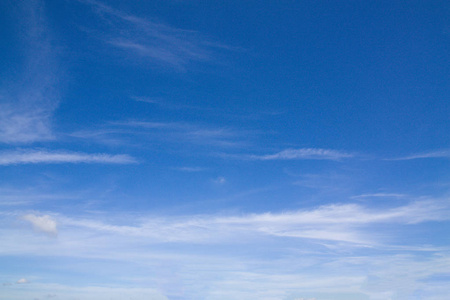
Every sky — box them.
[0,0,449,299]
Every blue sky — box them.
[0,0,449,299]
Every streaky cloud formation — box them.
[73,120,247,148]
[2,198,450,299]
[251,148,353,160]
[1,1,448,299]
[0,149,137,165]
[80,0,225,69]
[41,199,449,246]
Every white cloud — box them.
[0,149,137,165]
[22,214,57,235]
[16,278,28,284]
[251,148,353,160]
[213,176,226,184]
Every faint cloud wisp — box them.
[81,0,227,70]
[0,0,61,144]
[250,148,353,161]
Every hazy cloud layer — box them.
[2,199,450,299]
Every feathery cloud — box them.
[1,199,450,299]
[390,150,450,160]
[250,148,353,160]
[73,121,246,148]
[80,0,226,69]
[53,199,450,245]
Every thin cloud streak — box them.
[73,120,248,148]
[51,199,450,245]
[250,148,353,160]
[173,167,207,172]
[80,0,224,69]
[0,149,137,165]
[389,150,450,160]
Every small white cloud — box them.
[174,167,207,172]
[213,176,226,184]
[16,278,28,284]
[23,214,57,235]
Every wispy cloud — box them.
[389,150,450,160]
[47,199,450,246]
[2,199,450,299]
[172,166,207,172]
[80,0,226,69]
[0,188,78,206]
[131,96,162,104]
[0,0,61,144]
[72,121,247,148]
[0,149,137,165]
[351,193,406,200]
[250,148,353,161]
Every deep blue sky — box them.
[1,1,449,299]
